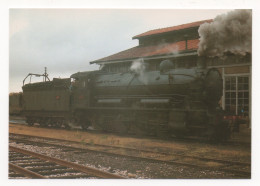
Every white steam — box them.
[130,59,146,74]
[130,59,148,84]
[198,9,252,57]
[165,44,179,55]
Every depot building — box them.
[90,20,251,126]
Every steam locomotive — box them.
[20,59,230,141]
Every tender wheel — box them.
[38,117,46,127]
[26,117,34,126]
[39,117,49,127]
[55,119,62,128]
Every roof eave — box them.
[132,26,200,40]
[132,19,213,40]
[90,50,198,65]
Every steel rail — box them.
[9,162,47,179]
[9,133,250,167]
[10,135,250,177]
[9,145,124,179]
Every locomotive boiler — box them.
[21,59,230,140]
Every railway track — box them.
[9,145,124,179]
[9,133,251,178]
[9,121,251,148]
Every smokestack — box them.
[198,9,252,58]
[197,56,207,69]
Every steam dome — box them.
[159,60,174,72]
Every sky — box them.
[9,9,233,93]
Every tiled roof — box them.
[91,20,211,64]
[132,19,212,39]
[91,39,199,63]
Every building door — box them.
[224,75,250,117]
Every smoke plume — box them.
[198,9,252,57]
[130,59,148,84]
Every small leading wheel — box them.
[206,122,231,142]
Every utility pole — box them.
[44,67,48,82]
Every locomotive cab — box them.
[70,71,94,109]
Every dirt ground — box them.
[9,115,251,179]
[9,122,251,163]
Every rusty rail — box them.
[9,145,124,179]
[9,162,47,179]
[9,133,251,178]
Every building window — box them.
[224,76,249,116]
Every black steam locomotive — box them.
[21,59,230,140]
